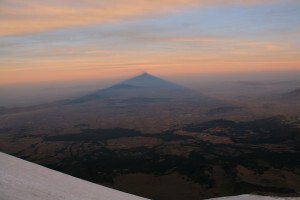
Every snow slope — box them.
[0,152,149,200]
[207,194,300,200]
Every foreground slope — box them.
[0,152,149,200]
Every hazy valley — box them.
[0,73,300,200]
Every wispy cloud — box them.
[0,0,283,36]
[160,36,227,43]
[0,0,197,36]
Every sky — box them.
[0,0,300,85]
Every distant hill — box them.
[281,88,300,100]
[285,88,300,97]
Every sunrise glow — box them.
[1,0,300,84]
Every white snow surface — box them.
[207,194,300,200]
[0,152,149,200]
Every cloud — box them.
[0,0,282,36]
[161,36,227,43]
[0,0,197,36]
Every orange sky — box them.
[0,0,300,84]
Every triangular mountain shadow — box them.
[69,73,224,106]
[117,72,183,88]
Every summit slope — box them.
[0,152,148,200]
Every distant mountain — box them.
[281,88,300,100]
[285,88,300,97]
[70,73,194,104]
